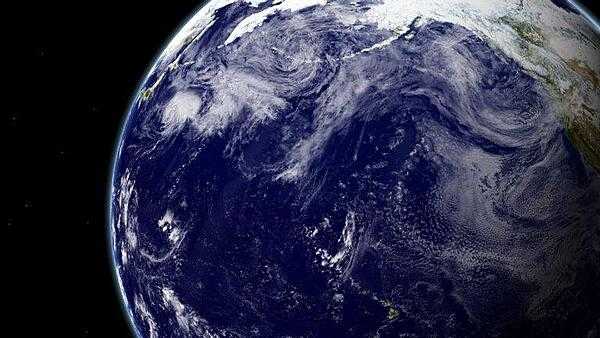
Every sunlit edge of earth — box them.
[566,0,600,33]
[105,1,600,337]
[105,2,213,336]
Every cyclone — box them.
[109,0,600,337]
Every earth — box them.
[109,0,600,337]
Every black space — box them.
[6,1,599,337]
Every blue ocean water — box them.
[110,1,600,337]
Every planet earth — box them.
[109,0,600,337]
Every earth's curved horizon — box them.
[109,0,600,337]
